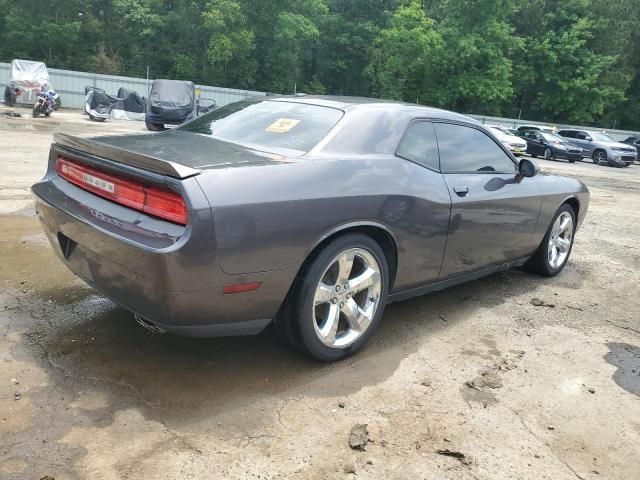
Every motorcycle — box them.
[32,88,59,118]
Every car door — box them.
[523,131,543,156]
[573,131,593,155]
[558,130,577,148]
[435,122,543,280]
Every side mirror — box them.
[585,136,593,142]
[519,158,539,178]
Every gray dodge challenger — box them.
[32,96,589,361]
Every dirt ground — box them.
[0,104,639,480]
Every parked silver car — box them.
[557,129,637,167]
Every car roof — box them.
[266,95,478,124]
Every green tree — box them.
[365,0,442,102]
[512,0,625,124]
[433,0,520,114]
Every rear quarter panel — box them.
[196,156,452,292]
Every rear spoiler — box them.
[53,133,201,179]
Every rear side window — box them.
[179,100,343,155]
[435,123,517,174]
[559,130,575,138]
[396,121,439,170]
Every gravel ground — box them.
[1,105,639,480]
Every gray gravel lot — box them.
[1,105,639,480]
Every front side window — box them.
[559,130,576,138]
[396,121,439,170]
[435,123,517,173]
[179,100,344,155]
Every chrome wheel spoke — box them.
[341,298,366,332]
[556,237,571,253]
[318,304,340,344]
[336,252,355,285]
[559,216,571,233]
[314,282,334,305]
[348,267,380,294]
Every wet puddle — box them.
[605,343,640,396]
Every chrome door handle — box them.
[453,186,469,197]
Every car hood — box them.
[606,141,637,151]
[83,130,300,174]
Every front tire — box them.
[32,106,39,118]
[525,204,576,277]
[593,149,607,165]
[276,234,389,361]
[544,148,553,160]
[146,121,167,132]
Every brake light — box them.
[55,156,188,225]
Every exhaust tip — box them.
[134,314,166,334]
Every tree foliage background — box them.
[1,0,639,129]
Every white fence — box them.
[1,62,637,140]
[0,62,266,110]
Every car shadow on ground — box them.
[11,264,560,431]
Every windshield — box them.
[541,133,568,143]
[178,99,344,155]
[589,132,616,142]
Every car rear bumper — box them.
[32,169,293,337]
[508,145,527,155]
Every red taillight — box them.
[55,156,188,225]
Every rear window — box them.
[178,100,343,155]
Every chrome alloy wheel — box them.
[548,212,574,269]
[312,248,382,348]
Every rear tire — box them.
[544,148,553,160]
[275,234,389,361]
[32,106,39,118]
[525,204,576,277]
[146,121,167,132]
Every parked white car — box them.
[488,126,528,156]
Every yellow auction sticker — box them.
[266,118,300,133]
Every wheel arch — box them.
[561,195,580,218]
[302,222,399,291]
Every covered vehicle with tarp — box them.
[84,86,147,122]
[111,87,146,121]
[84,87,117,122]
[145,79,196,131]
[4,59,57,106]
